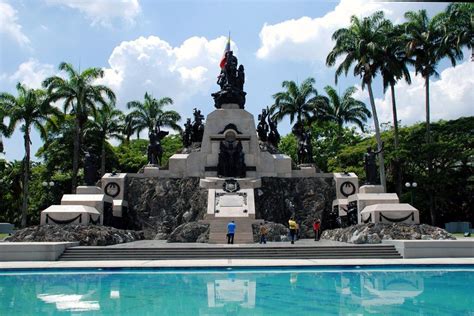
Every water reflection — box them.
[0,268,473,315]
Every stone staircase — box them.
[59,244,402,261]
[201,215,262,244]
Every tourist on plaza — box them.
[313,219,321,241]
[259,222,268,244]
[288,217,297,244]
[227,220,236,244]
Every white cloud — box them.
[99,35,236,112]
[356,60,474,127]
[8,58,55,89]
[45,0,141,27]
[256,0,428,63]
[0,1,30,47]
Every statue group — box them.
[256,108,280,148]
[147,122,169,165]
[211,51,247,109]
[217,131,246,178]
[182,108,205,147]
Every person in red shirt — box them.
[313,219,321,241]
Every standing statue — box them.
[211,50,247,109]
[256,109,269,142]
[182,118,192,148]
[364,144,383,184]
[267,115,280,148]
[84,151,98,186]
[147,123,169,166]
[191,108,205,143]
[297,130,313,164]
[217,132,246,178]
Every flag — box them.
[219,36,231,69]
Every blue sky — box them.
[1,0,473,161]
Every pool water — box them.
[0,266,473,315]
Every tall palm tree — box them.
[126,92,181,135]
[43,62,116,193]
[326,11,390,191]
[379,22,412,196]
[443,3,474,59]
[269,77,328,128]
[404,10,464,224]
[86,102,124,176]
[321,85,371,133]
[0,83,61,227]
[123,114,139,144]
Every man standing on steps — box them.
[288,217,297,244]
[227,220,236,244]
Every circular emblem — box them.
[223,179,240,193]
[340,181,356,197]
[104,182,120,198]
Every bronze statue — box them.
[84,151,98,186]
[297,131,313,164]
[191,108,205,143]
[211,50,247,109]
[267,115,280,148]
[147,123,169,165]
[364,144,383,184]
[256,109,269,142]
[217,132,246,178]
[182,118,192,148]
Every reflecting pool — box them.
[0,266,473,315]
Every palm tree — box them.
[86,102,124,176]
[0,83,61,227]
[43,62,116,193]
[0,103,7,154]
[321,85,371,133]
[123,114,139,144]
[379,22,412,196]
[126,92,181,135]
[326,11,390,191]
[269,77,328,128]
[443,3,474,59]
[404,10,464,224]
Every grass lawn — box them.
[0,233,9,240]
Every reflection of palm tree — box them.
[327,11,389,190]
[1,84,61,227]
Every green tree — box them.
[321,85,371,133]
[126,92,181,135]
[0,83,60,227]
[327,11,390,191]
[43,62,116,193]
[443,3,474,58]
[86,102,124,176]
[404,9,464,224]
[269,77,328,129]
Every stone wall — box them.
[126,177,208,239]
[254,177,335,238]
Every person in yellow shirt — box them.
[288,217,297,244]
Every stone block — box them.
[272,154,292,174]
[61,194,113,224]
[383,240,474,258]
[76,186,103,194]
[40,205,101,225]
[347,193,400,223]
[333,172,359,199]
[332,199,349,216]
[112,200,128,218]
[143,165,161,176]
[169,154,188,177]
[360,203,420,224]
[359,185,385,194]
[101,173,127,200]
[0,242,79,261]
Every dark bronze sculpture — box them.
[212,51,247,109]
[182,118,192,147]
[217,131,246,178]
[267,115,280,148]
[256,109,269,142]
[84,151,98,186]
[364,144,383,184]
[147,123,169,165]
[191,108,205,143]
[297,130,313,164]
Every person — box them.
[288,217,297,244]
[313,219,321,241]
[259,222,268,244]
[227,220,236,244]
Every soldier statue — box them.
[182,118,192,148]
[147,122,169,165]
[217,132,246,178]
[267,115,280,148]
[256,109,269,142]
[364,144,384,184]
[84,151,98,186]
[191,108,205,143]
